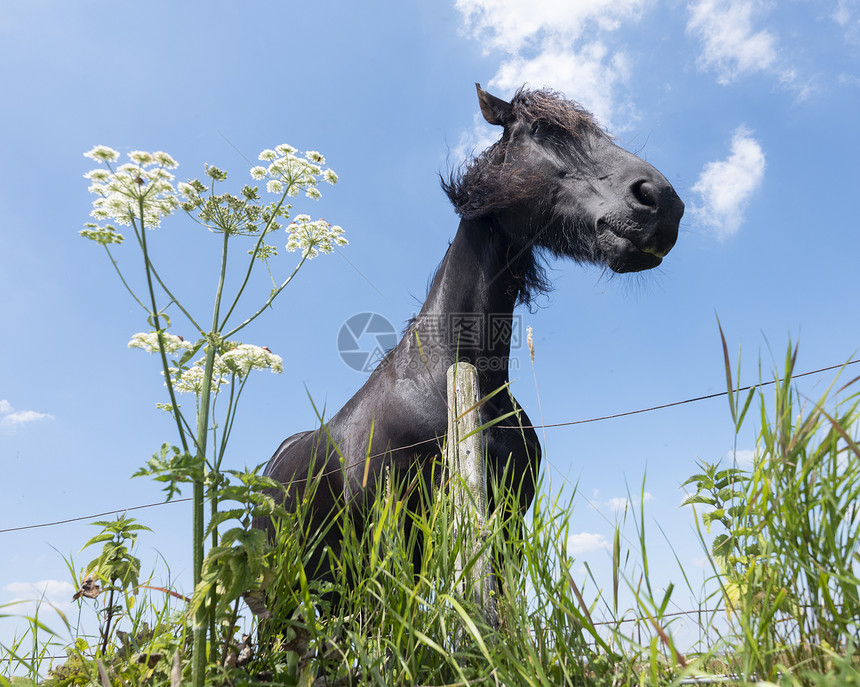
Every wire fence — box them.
[4,359,859,686]
[2,357,857,537]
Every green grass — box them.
[2,341,859,686]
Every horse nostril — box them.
[630,179,659,210]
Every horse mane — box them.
[440,87,600,307]
[441,87,598,220]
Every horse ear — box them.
[476,83,513,127]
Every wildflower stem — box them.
[214,373,250,475]
[128,219,205,336]
[218,191,291,331]
[188,229,230,687]
[222,254,307,340]
[135,214,189,459]
[102,244,149,314]
[134,204,203,687]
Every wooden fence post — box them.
[445,362,499,630]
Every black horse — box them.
[260,84,684,578]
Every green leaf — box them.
[680,473,711,487]
[178,338,205,366]
[80,532,115,550]
[680,494,717,507]
[712,534,732,558]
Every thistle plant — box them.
[80,142,345,685]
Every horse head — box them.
[445,84,684,277]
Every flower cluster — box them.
[286,214,347,259]
[167,363,231,395]
[80,223,125,246]
[128,331,193,354]
[129,332,283,396]
[81,143,345,255]
[82,147,181,240]
[219,344,284,376]
[250,145,338,200]
[164,344,283,394]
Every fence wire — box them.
[1,358,857,536]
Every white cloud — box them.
[833,0,855,26]
[489,40,633,129]
[686,0,810,95]
[725,448,756,466]
[691,126,765,239]
[456,0,645,53]
[455,0,647,129]
[3,579,77,617]
[687,0,778,84]
[0,400,54,434]
[833,0,860,44]
[567,531,611,555]
[605,491,653,512]
[606,496,630,511]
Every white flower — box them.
[323,169,338,185]
[148,168,175,183]
[275,144,297,156]
[83,146,182,229]
[305,187,322,200]
[219,344,283,377]
[128,331,193,354]
[258,149,277,162]
[177,182,199,199]
[266,179,284,194]
[166,361,230,395]
[250,166,267,180]
[84,145,120,162]
[129,150,154,165]
[286,215,347,259]
[84,169,111,182]
[152,151,178,169]
[305,150,325,164]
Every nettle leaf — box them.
[712,534,733,558]
[217,485,252,503]
[680,473,710,488]
[681,494,717,507]
[717,487,736,502]
[728,505,746,519]
[714,468,744,481]
[701,509,726,528]
[134,443,202,500]
[250,500,283,521]
[81,532,116,550]
[206,509,248,536]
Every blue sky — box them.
[2,0,859,651]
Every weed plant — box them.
[684,334,860,685]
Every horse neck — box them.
[411,217,522,380]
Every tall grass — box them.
[3,340,860,685]
[684,339,860,685]
[253,463,689,686]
